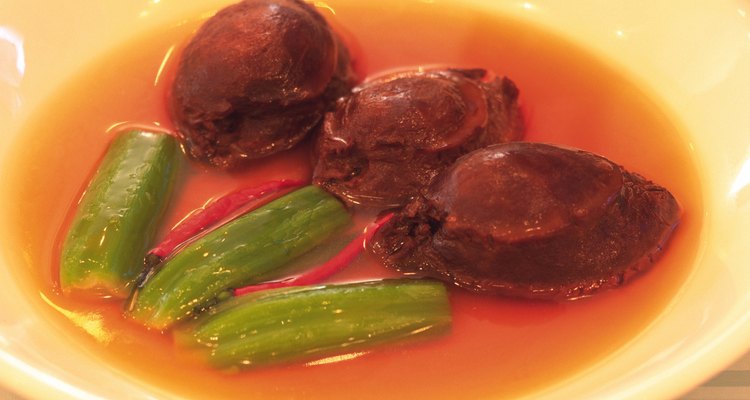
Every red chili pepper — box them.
[233,212,394,296]
[128,179,306,304]
[150,179,306,259]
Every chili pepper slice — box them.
[127,186,351,330]
[233,213,394,296]
[130,179,306,295]
[150,179,306,260]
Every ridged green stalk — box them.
[60,130,181,298]
[175,279,452,370]
[128,186,350,330]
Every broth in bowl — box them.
[1,0,702,398]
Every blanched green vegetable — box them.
[60,130,182,298]
[128,186,350,330]
[175,279,452,370]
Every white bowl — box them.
[1,0,749,399]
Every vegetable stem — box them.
[59,130,181,298]
[176,279,451,370]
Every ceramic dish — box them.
[1,0,749,399]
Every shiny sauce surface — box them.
[2,1,702,398]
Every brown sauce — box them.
[0,1,703,398]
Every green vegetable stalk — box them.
[128,186,351,330]
[175,279,452,370]
[59,130,181,298]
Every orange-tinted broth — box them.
[2,1,702,399]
